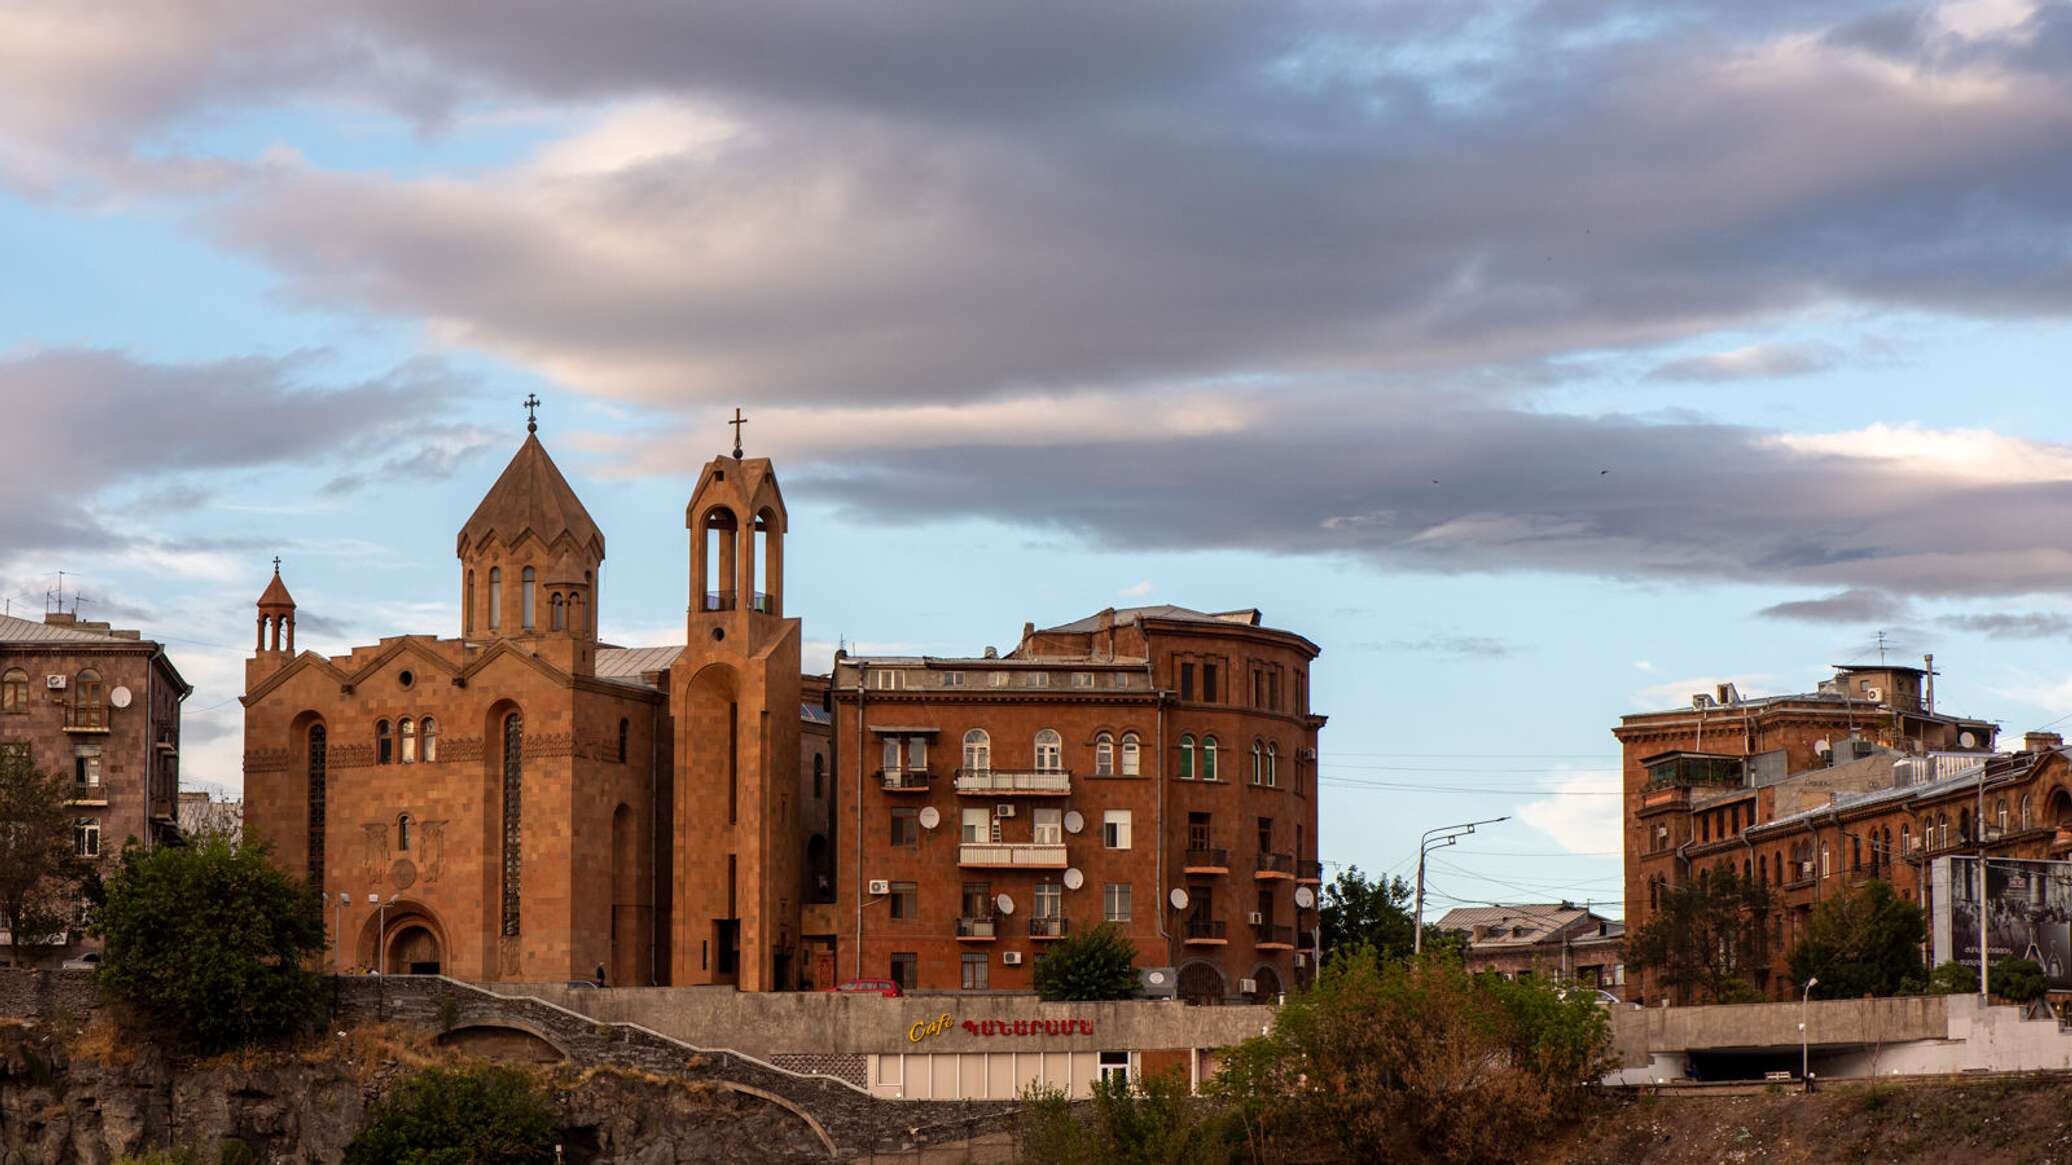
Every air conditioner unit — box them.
[1002,951,1024,966]
[867,879,891,896]
[45,675,66,689]
[995,804,1016,818]
[1294,952,1308,968]
[1864,686,1884,702]
[1238,977,1258,994]
[1247,911,1265,926]
[1298,748,1317,761]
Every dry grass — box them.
[66,1011,137,1067]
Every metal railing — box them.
[958,843,1068,868]
[63,704,108,732]
[1183,847,1229,870]
[1183,917,1227,941]
[1254,923,1296,947]
[877,769,931,791]
[956,916,997,939]
[1296,859,1324,882]
[954,768,1072,794]
[1028,916,1070,938]
[702,591,736,612]
[1254,851,1295,877]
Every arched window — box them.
[1959,808,1972,844]
[306,724,328,886]
[618,718,630,764]
[421,717,438,763]
[376,719,393,765]
[465,570,476,633]
[1996,798,2009,835]
[521,567,537,629]
[1121,733,1141,776]
[75,669,103,727]
[1743,857,1751,881]
[1251,741,1263,785]
[1851,835,1860,871]
[813,753,825,799]
[1094,733,1115,776]
[0,668,25,713]
[572,591,586,633]
[400,717,417,764]
[2022,795,2034,830]
[1820,842,1830,878]
[1901,823,1911,855]
[550,592,566,630]
[963,729,991,774]
[397,814,413,851]
[1034,729,1062,772]
[488,567,502,629]
[1266,743,1279,788]
[502,712,524,936]
[1203,737,1219,781]
[1648,876,1660,911]
[1177,736,1195,780]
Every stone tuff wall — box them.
[1609,994,1951,1069]
[0,969,97,1023]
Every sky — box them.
[11,0,2072,920]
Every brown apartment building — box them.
[1614,661,2038,1003]
[0,611,189,961]
[827,607,1326,1003]
[243,416,1315,997]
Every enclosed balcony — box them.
[958,842,1068,869]
[1183,847,1229,876]
[954,769,1072,796]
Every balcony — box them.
[1183,847,1229,876]
[958,843,1068,869]
[954,768,1072,796]
[878,769,932,792]
[1028,916,1070,940]
[956,916,998,941]
[68,784,107,807]
[1254,852,1296,880]
[1254,923,1295,950]
[1183,917,1228,945]
[1296,860,1323,885]
[63,705,109,734]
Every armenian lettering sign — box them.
[905,1013,1097,1042]
[1930,856,2072,989]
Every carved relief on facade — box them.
[361,823,388,878]
[329,742,376,769]
[419,819,447,884]
[244,748,292,775]
[441,737,484,763]
[526,731,576,760]
[390,858,418,892]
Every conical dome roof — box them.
[457,434,606,559]
[258,567,295,609]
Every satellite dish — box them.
[1063,811,1084,835]
[919,806,941,829]
[995,893,1015,916]
[109,686,132,709]
[1063,868,1085,890]
[1169,888,1190,911]
[1294,886,1315,909]
[1960,731,1977,749]
[1814,738,1831,754]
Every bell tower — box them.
[670,422,802,990]
[247,558,298,687]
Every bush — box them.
[1015,1073,1229,1165]
[1928,961,1979,995]
[1032,921,1140,1001]
[93,834,326,1055]
[1992,957,2048,1004]
[345,1066,558,1165]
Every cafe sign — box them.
[907,1012,1099,1043]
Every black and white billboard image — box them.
[1930,855,2072,989]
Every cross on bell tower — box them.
[524,393,541,434]
[729,407,748,458]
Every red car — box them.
[827,978,903,997]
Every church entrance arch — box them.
[388,924,442,975]
[356,903,449,976]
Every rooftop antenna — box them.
[1876,629,1888,665]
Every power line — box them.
[1322,763,1619,774]
[1320,777,1619,796]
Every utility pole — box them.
[1413,816,1509,955]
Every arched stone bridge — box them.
[332,976,1012,1160]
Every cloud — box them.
[1757,588,1912,623]
[1361,634,1520,659]
[1646,341,1846,382]
[1938,610,2072,638]
[1517,769,1624,856]
[1119,580,1155,598]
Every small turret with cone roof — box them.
[256,556,296,654]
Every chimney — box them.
[1924,653,1936,715]
[2025,731,2062,753]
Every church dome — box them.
[456,434,606,560]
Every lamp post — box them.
[1413,816,1509,955]
[333,892,348,973]
[1800,976,1819,1089]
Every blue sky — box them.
[10,0,2072,920]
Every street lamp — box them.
[1413,816,1509,955]
[1800,977,1819,1089]
[368,892,397,975]
[333,892,349,973]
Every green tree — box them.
[0,748,86,964]
[1992,957,2048,1004]
[1928,961,1979,995]
[1786,880,1927,999]
[93,833,325,1054]
[1318,865,1458,964]
[345,1066,558,1165]
[1033,921,1141,1001]
[1625,870,1773,1004]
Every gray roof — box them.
[1436,904,1619,948]
[595,645,682,680]
[0,613,136,645]
[1746,750,2052,835]
[1041,605,1262,634]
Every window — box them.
[1035,881,1062,919]
[1072,672,1094,688]
[1820,842,1830,879]
[1180,662,1195,701]
[889,881,919,919]
[0,669,25,713]
[501,712,524,936]
[909,737,927,771]
[1030,672,1051,688]
[1202,737,1219,781]
[1034,729,1062,772]
[1251,741,1262,785]
[397,814,412,851]
[1103,810,1132,850]
[891,952,918,991]
[871,670,899,690]
[1997,798,2009,834]
[75,817,100,858]
[73,751,100,790]
[376,719,393,765]
[989,672,1008,687]
[962,882,991,920]
[891,807,920,847]
[962,807,990,844]
[1033,807,1063,845]
[1121,734,1141,776]
[521,566,537,629]
[400,717,417,763]
[488,567,502,629]
[882,737,900,773]
[1203,663,1218,703]
[1098,1051,1131,1086]
[550,592,566,630]
[1257,816,1273,854]
[1177,736,1195,780]
[2023,795,2034,830]
[1094,733,1114,776]
[422,717,438,763]
[618,718,629,764]
[963,729,991,773]
[962,953,989,990]
[1264,743,1278,788]
[306,724,327,887]
[1104,883,1132,922]
[813,754,825,799]
[943,671,965,687]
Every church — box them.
[244,407,1325,997]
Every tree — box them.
[1033,921,1140,1001]
[0,748,86,964]
[93,833,325,1054]
[1786,880,1927,999]
[1625,870,1773,1004]
[1318,865,1458,964]
[1928,961,1978,995]
[345,1066,558,1165]
[1992,957,2048,1004]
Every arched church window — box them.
[550,592,565,630]
[502,711,524,936]
[521,567,537,629]
[397,813,412,851]
[376,719,392,765]
[422,717,438,763]
[465,570,476,633]
[400,717,417,764]
[488,567,502,629]
[572,591,586,633]
[963,729,991,774]
[306,724,327,887]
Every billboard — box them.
[1930,856,2072,989]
